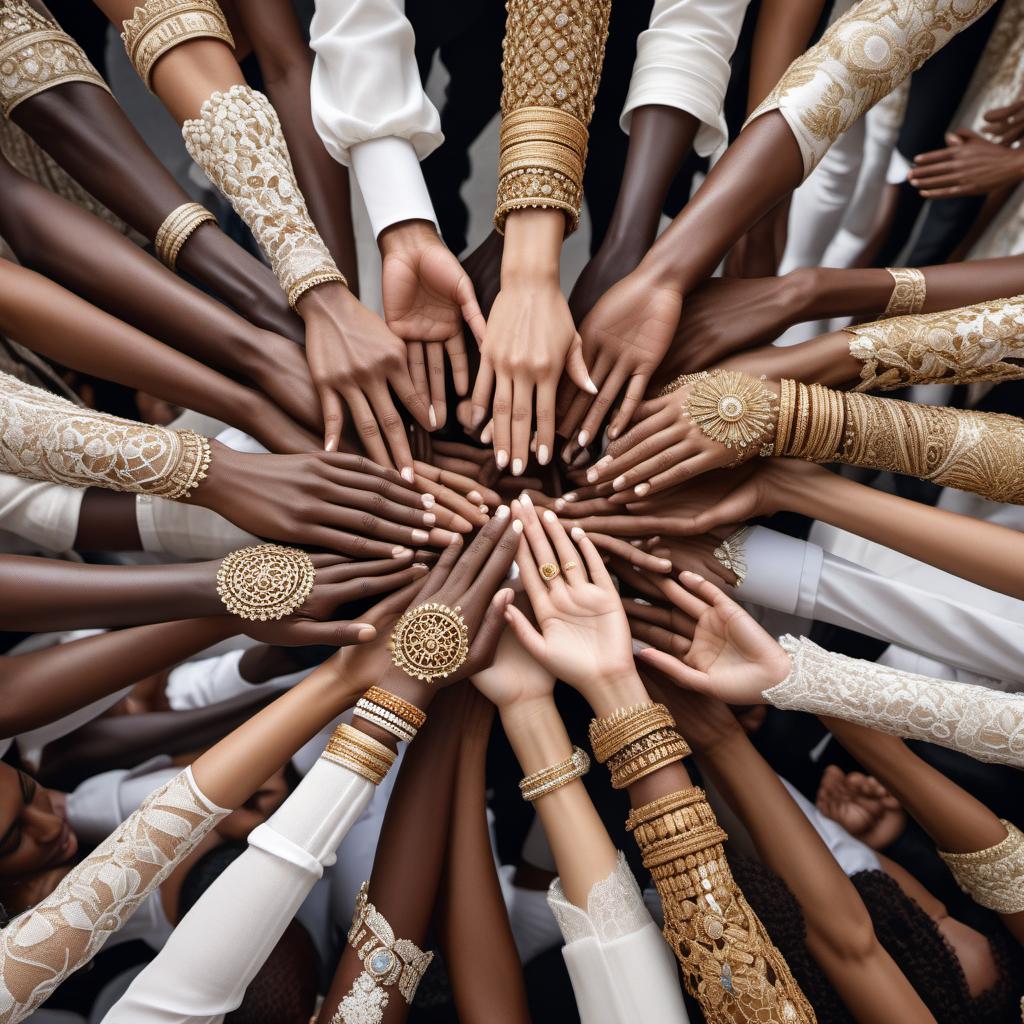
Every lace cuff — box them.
[182,85,345,308]
[0,370,210,499]
[848,294,1024,391]
[938,821,1024,914]
[768,635,1024,768]
[0,1,111,118]
[495,0,611,232]
[0,768,226,1022]
[744,0,995,176]
[547,852,653,946]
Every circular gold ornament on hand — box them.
[216,543,316,621]
[390,601,469,684]
[539,562,561,581]
[683,370,778,454]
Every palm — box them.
[382,247,465,341]
[472,629,554,708]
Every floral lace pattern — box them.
[547,851,653,945]
[182,85,343,307]
[0,769,225,1024]
[939,820,1024,914]
[849,295,1024,391]
[769,635,1024,768]
[0,370,210,499]
[746,0,995,175]
[0,1,111,118]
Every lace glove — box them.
[495,0,612,232]
[182,84,345,308]
[547,852,689,1024]
[627,788,814,1024]
[0,768,226,1024]
[745,0,997,176]
[768,635,1024,768]
[848,294,1024,391]
[0,371,210,499]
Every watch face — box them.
[368,947,396,979]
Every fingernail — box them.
[481,423,493,444]
[578,430,590,447]
[631,639,651,655]
[657,559,672,572]
[428,405,437,429]
[585,377,598,396]
[421,493,435,508]
[613,476,627,490]
[586,468,598,483]
[413,562,428,569]
[496,504,510,519]
[635,482,650,497]
[396,548,413,559]
[682,571,703,581]
[357,624,376,641]
[412,529,429,543]
[467,490,483,504]
[529,436,537,453]
[470,405,486,428]
[479,504,489,513]
[595,455,612,470]
[513,519,523,534]
[496,450,508,469]
[554,498,565,511]
[563,492,577,502]
[538,444,550,465]
[401,467,416,484]
[393,546,411,557]
[512,458,524,476]
[571,527,584,542]
[543,509,556,523]
[438,530,459,544]
[607,425,620,440]
[519,491,533,507]
[423,512,436,525]
[325,437,336,453]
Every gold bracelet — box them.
[362,686,426,732]
[158,428,211,499]
[121,0,234,89]
[626,786,706,831]
[938,820,1024,914]
[608,730,691,789]
[354,701,417,744]
[153,202,216,269]
[803,383,830,460]
[216,543,315,621]
[632,798,722,848]
[287,270,348,310]
[588,703,675,764]
[642,823,731,870]
[683,370,778,458]
[323,723,396,786]
[775,378,796,452]
[390,601,469,684]
[883,267,927,317]
[658,371,709,398]
[519,746,590,801]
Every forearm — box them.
[74,489,143,551]
[501,209,564,283]
[745,0,826,110]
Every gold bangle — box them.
[354,701,417,744]
[323,723,396,786]
[626,786,706,831]
[632,799,722,848]
[658,371,709,397]
[153,202,216,269]
[883,267,927,317]
[589,703,676,764]
[216,543,315,621]
[362,687,426,732]
[121,0,234,89]
[608,730,691,790]
[390,601,469,684]
[287,269,348,309]
[519,746,590,801]
[775,378,796,453]
[683,370,778,458]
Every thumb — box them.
[318,387,344,453]
[566,334,597,395]
[503,603,548,665]
[635,647,713,694]
[464,588,515,676]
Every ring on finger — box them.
[539,563,561,582]
[562,561,578,572]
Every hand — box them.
[237,388,320,455]
[239,326,323,435]
[297,282,430,475]
[908,129,1024,197]
[240,553,430,646]
[380,219,486,430]
[189,442,463,557]
[461,229,504,318]
[557,266,683,456]
[982,96,1024,146]
[568,234,647,325]
[504,496,640,710]
[471,606,556,710]
[650,531,741,588]
[815,766,906,850]
[634,571,791,704]
[639,666,747,755]
[722,199,790,279]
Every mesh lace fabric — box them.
[0,769,226,1024]
[767,636,1024,767]
[745,0,997,176]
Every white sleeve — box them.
[546,853,689,1024]
[621,0,749,157]
[309,0,441,237]
[165,650,308,711]
[135,494,256,560]
[103,756,373,1024]
[0,474,83,553]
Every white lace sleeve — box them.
[0,371,210,499]
[766,635,1024,767]
[0,768,226,1024]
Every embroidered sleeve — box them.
[0,371,210,499]
[495,0,612,232]
[938,821,1024,915]
[768,635,1024,768]
[0,769,226,1024]
[182,84,345,308]
[848,295,1024,392]
[0,1,111,119]
[745,0,997,176]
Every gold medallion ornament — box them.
[539,562,561,581]
[683,371,778,457]
[390,602,469,684]
[216,543,315,621]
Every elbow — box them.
[806,904,881,966]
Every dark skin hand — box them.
[982,95,1024,146]
[815,766,907,850]
[461,229,505,319]
[909,129,1024,197]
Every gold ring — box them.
[539,563,561,581]
[562,561,578,572]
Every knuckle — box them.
[356,418,380,439]
[359,512,379,532]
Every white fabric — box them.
[310,0,441,237]
[621,0,749,158]
[103,756,373,1024]
[135,494,255,561]
[780,779,880,875]
[0,475,82,554]
[164,650,307,711]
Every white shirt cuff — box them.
[350,136,440,239]
[736,526,823,617]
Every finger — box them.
[650,572,713,619]
[917,186,970,199]
[388,359,432,432]
[324,563,430,607]
[446,330,470,396]
[563,513,681,538]
[565,332,598,395]
[321,452,410,487]
[438,504,513,597]
[628,617,691,659]
[558,350,613,451]
[320,482,437,532]
[362,580,427,626]
[586,532,673,573]
[503,602,549,664]
[414,533,465,602]
[513,534,554,619]
[461,516,522,615]
[553,495,620,517]
[539,507,586,585]
[463,588,516,676]
[303,524,412,559]
[407,341,429,413]
[679,569,737,613]
[275,619,379,646]
[426,341,447,429]
[911,147,956,165]
[577,363,629,453]
[634,646,713,693]
[623,597,693,633]
[345,387,395,470]
[455,274,487,348]
[513,495,566,597]
[317,387,344,454]
[571,528,615,589]
[534,379,557,468]
[510,377,533,477]
[470,355,495,431]
[607,372,651,441]
[491,373,512,471]
[414,469,488,527]
[646,448,723,494]
[368,386,416,483]
[316,555,413,584]
[434,467,501,510]
[590,418,684,485]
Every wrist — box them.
[582,668,651,719]
[501,209,563,284]
[294,280,353,320]
[500,697,574,776]
[635,245,687,299]
[378,218,439,257]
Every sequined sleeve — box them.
[627,789,815,1024]
[0,769,227,1024]
[848,294,1024,392]
[744,0,997,176]
[0,371,210,499]
[766,635,1024,768]
[495,0,612,232]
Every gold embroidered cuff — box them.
[938,820,1024,915]
[153,202,216,269]
[519,746,590,801]
[494,167,582,234]
[607,728,690,789]
[216,543,316,622]
[121,0,234,89]
[588,702,676,764]
[323,723,396,786]
[626,786,707,832]
[0,3,111,118]
[882,267,926,317]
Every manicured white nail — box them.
[571,527,585,542]
[393,546,411,557]
[543,509,557,523]
[496,504,510,519]
[538,444,550,465]
[585,377,598,395]
[632,597,652,606]
[421,493,435,508]
[563,492,577,502]
[634,482,650,497]
[401,467,416,484]
[413,562,428,569]
[554,498,565,511]
[412,529,429,543]
[613,475,627,490]
[512,458,524,476]
[631,639,651,655]
[607,425,620,440]
[519,491,533,507]
[481,422,493,444]
[496,449,508,469]
[479,504,489,513]
[428,405,437,429]
[578,430,590,447]
[513,519,523,533]
[586,468,599,483]
[423,512,436,525]
[467,490,483,504]
[357,624,376,641]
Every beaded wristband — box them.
[154,202,216,269]
[519,746,590,802]
[354,699,417,744]
[362,686,426,732]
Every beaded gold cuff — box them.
[0,2,111,118]
[354,699,417,745]
[216,543,315,622]
[121,0,234,89]
[882,267,926,317]
[607,728,690,789]
[519,746,590,801]
[323,723,396,786]
[938,820,1024,914]
[153,202,216,269]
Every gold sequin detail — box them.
[939,820,1024,914]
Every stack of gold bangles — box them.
[519,746,590,802]
[775,378,846,463]
[589,703,691,790]
[153,202,217,269]
[323,723,396,786]
[354,686,427,745]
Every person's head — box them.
[0,762,77,882]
